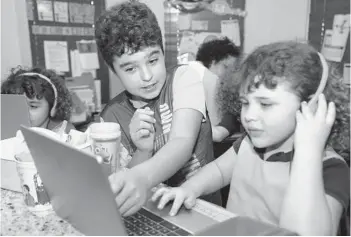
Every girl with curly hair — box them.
[1,67,74,133]
[153,41,350,235]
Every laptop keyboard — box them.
[123,208,191,236]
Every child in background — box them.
[195,37,242,142]
[1,67,75,133]
[152,41,350,235]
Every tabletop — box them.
[1,189,81,236]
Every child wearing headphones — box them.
[1,67,75,133]
[152,42,350,235]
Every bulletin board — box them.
[26,0,110,104]
[308,0,350,64]
[164,0,246,68]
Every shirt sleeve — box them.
[232,134,246,154]
[323,157,350,210]
[172,64,207,119]
[218,113,239,134]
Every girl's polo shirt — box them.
[226,135,350,225]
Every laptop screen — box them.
[1,94,31,140]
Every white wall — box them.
[244,0,310,54]
[1,0,32,80]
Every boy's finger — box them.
[123,203,142,217]
[158,192,175,210]
[184,196,196,209]
[115,187,132,209]
[119,194,137,215]
[137,129,151,138]
[169,194,185,216]
[301,101,312,119]
[139,121,154,131]
[151,187,168,202]
[109,174,125,195]
[295,110,302,124]
[325,102,336,126]
[316,94,327,118]
[138,113,156,124]
[136,108,154,116]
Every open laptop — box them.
[20,126,296,236]
[1,94,31,140]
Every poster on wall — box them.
[69,3,84,23]
[82,4,96,24]
[26,0,34,21]
[178,31,222,62]
[221,19,241,46]
[37,0,54,21]
[44,41,69,73]
[54,1,69,23]
[331,14,350,47]
[321,29,346,62]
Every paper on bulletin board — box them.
[70,50,97,78]
[331,14,350,47]
[178,14,191,30]
[221,19,241,46]
[179,31,222,61]
[83,4,95,24]
[321,29,345,62]
[76,40,100,70]
[69,3,84,23]
[37,0,54,21]
[44,41,69,73]
[26,0,34,21]
[191,20,208,31]
[54,1,69,23]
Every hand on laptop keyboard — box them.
[109,168,149,216]
[151,186,197,216]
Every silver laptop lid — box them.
[20,126,127,236]
[1,94,31,140]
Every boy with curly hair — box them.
[95,1,221,216]
[153,41,350,235]
[1,67,74,133]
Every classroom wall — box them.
[1,0,310,98]
[1,0,32,80]
[106,0,311,98]
[244,0,310,54]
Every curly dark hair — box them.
[196,37,241,68]
[1,66,72,121]
[218,41,350,160]
[95,0,164,72]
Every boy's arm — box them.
[279,149,349,235]
[212,125,230,142]
[280,97,349,236]
[137,64,209,188]
[181,147,237,198]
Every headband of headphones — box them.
[308,52,329,106]
[19,72,58,117]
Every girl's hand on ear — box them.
[294,93,336,154]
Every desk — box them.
[1,189,81,236]
[1,189,297,236]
